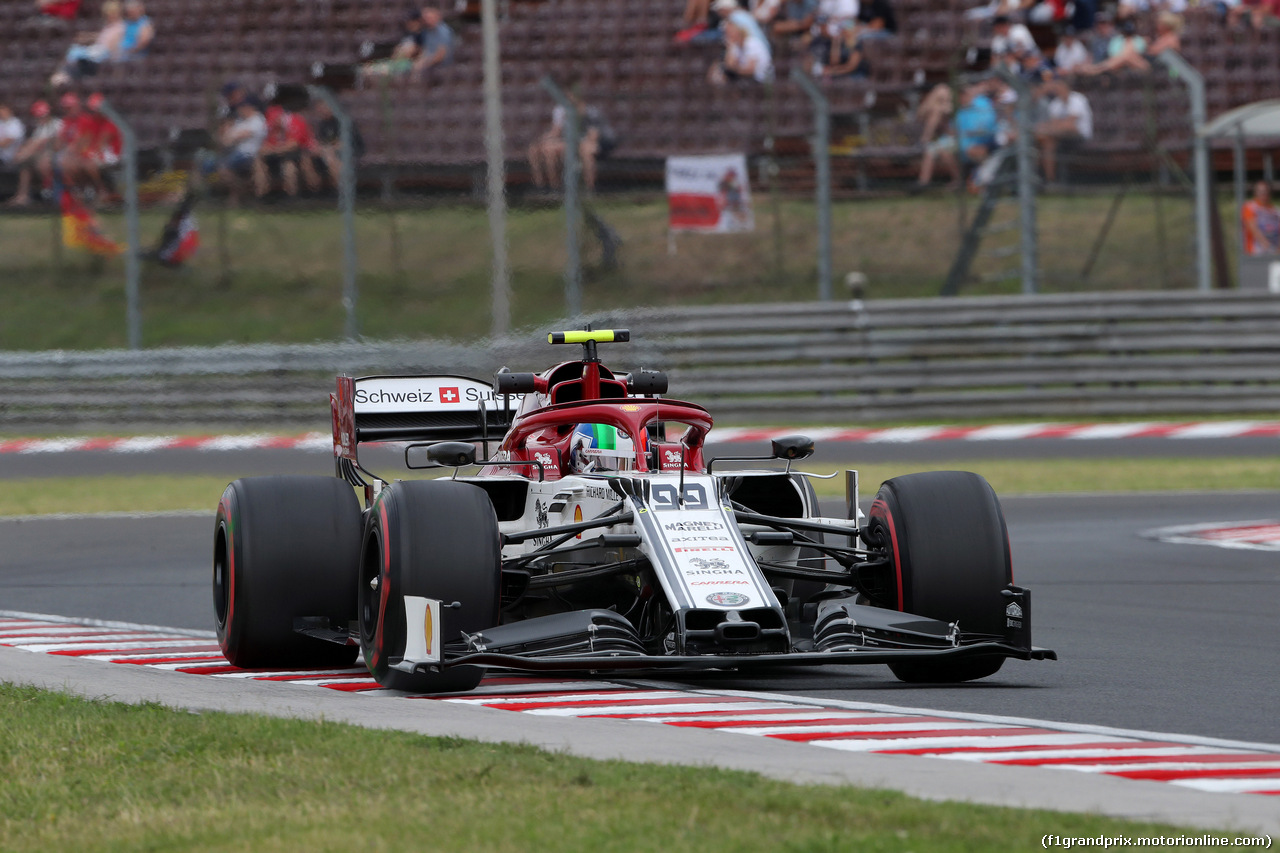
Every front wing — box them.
[417,642,1057,674]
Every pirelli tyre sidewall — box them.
[214,476,361,669]
[867,470,1012,684]
[359,479,502,694]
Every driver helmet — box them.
[568,423,634,473]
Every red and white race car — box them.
[213,329,1054,693]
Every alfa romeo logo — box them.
[705,592,750,607]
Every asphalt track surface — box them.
[1,466,1277,745]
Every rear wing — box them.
[331,374,518,465]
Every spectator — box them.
[73,92,121,202]
[363,11,424,78]
[36,0,82,20]
[1035,76,1092,183]
[413,7,456,78]
[855,0,898,41]
[254,105,315,198]
[710,19,774,84]
[54,92,99,197]
[50,0,124,85]
[1087,13,1115,63]
[0,104,25,171]
[1145,12,1183,58]
[823,26,870,77]
[805,0,857,71]
[118,0,154,59]
[1053,25,1090,72]
[308,99,365,192]
[1028,0,1069,24]
[991,14,1037,56]
[6,101,60,205]
[1015,44,1051,81]
[915,83,959,190]
[753,0,784,25]
[955,83,1000,186]
[214,99,267,205]
[1242,182,1280,256]
[768,0,818,37]
[714,0,770,42]
[1071,0,1096,31]
[1228,0,1280,28]
[677,0,721,42]
[527,89,616,193]
[965,0,1026,20]
[1079,17,1146,74]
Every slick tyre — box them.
[866,471,1012,684]
[359,479,501,694]
[214,476,362,669]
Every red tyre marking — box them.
[370,498,392,670]
[869,498,904,611]
[218,491,236,634]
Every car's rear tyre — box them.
[866,471,1012,684]
[359,479,501,694]
[214,476,361,669]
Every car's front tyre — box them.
[359,479,501,694]
[866,470,1013,684]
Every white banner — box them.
[665,153,754,234]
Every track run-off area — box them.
[2,611,1280,801]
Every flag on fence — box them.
[154,193,200,267]
[61,190,123,256]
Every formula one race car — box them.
[213,329,1055,693]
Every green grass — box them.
[0,683,1190,852]
[0,191,1223,351]
[4,456,1276,517]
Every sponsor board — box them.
[666,153,754,234]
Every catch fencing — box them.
[0,43,1222,352]
[3,290,1279,431]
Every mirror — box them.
[770,434,815,461]
[406,441,477,469]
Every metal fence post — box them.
[1158,52,1211,293]
[791,70,832,302]
[97,99,141,349]
[481,0,511,337]
[994,68,1038,295]
[307,86,359,341]
[542,75,581,318]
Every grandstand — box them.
[1,0,1279,192]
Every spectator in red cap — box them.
[75,93,122,201]
[6,100,62,205]
[254,104,315,198]
[53,92,101,200]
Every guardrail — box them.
[3,291,1279,430]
